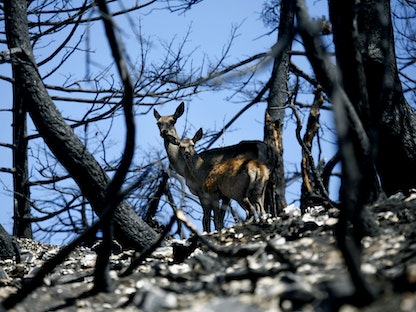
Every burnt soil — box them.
[1,194,416,311]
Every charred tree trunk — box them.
[330,0,416,197]
[5,0,157,250]
[299,89,328,211]
[264,0,294,214]
[296,0,378,305]
[12,88,32,238]
[145,172,169,223]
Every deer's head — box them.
[166,128,203,161]
[153,102,185,139]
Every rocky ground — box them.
[0,194,416,312]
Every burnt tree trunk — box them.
[5,0,157,250]
[299,89,327,211]
[296,0,378,305]
[0,224,20,261]
[145,171,169,223]
[264,0,294,214]
[12,85,32,238]
[330,0,416,197]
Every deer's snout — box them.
[160,129,168,137]
[183,151,193,160]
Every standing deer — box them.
[154,102,271,231]
[168,128,270,219]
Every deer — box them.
[154,102,272,231]
[168,128,270,220]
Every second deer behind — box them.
[168,128,270,220]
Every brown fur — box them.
[204,157,270,217]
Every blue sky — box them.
[0,0,337,243]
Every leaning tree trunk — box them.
[330,0,416,197]
[5,0,157,250]
[264,0,294,214]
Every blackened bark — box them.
[264,0,294,213]
[13,89,32,238]
[93,0,138,293]
[145,172,169,223]
[264,112,285,216]
[330,0,416,196]
[299,89,327,211]
[329,0,380,207]
[0,224,20,260]
[5,0,157,250]
[296,0,377,305]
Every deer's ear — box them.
[165,135,179,145]
[153,108,161,120]
[174,102,185,120]
[194,128,203,143]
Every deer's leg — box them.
[201,203,211,233]
[199,193,216,232]
[258,189,267,216]
[247,182,267,218]
[241,198,257,221]
[253,200,264,220]
[214,196,229,230]
[250,191,266,217]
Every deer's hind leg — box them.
[247,188,267,217]
[247,175,268,217]
[240,197,257,221]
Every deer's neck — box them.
[164,140,188,175]
[185,154,209,183]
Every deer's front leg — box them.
[198,192,217,232]
[214,197,229,230]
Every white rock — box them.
[152,246,173,259]
[325,217,338,226]
[284,204,301,217]
[361,263,377,274]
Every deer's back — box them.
[199,141,268,166]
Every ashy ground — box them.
[0,195,415,311]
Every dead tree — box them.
[329,0,416,197]
[12,84,32,238]
[4,0,157,251]
[296,0,377,307]
[263,0,294,215]
[295,88,329,211]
